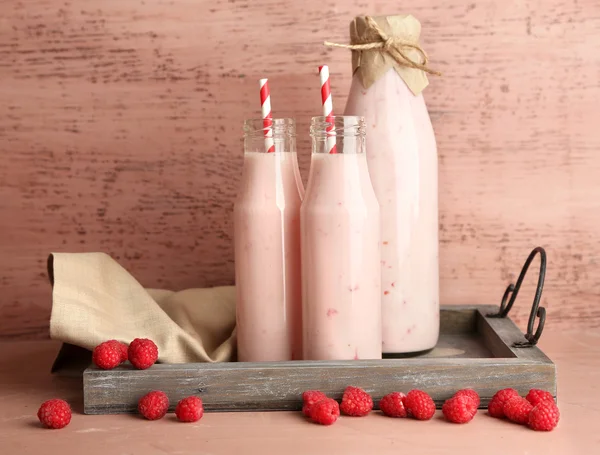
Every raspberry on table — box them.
[526,389,554,407]
[92,341,122,370]
[302,390,328,417]
[128,338,159,370]
[454,389,480,411]
[37,399,72,429]
[488,388,519,418]
[106,339,128,363]
[442,395,476,424]
[404,390,436,420]
[528,401,560,431]
[138,391,169,420]
[379,392,407,418]
[175,396,204,422]
[503,396,534,425]
[310,398,340,425]
[340,386,373,417]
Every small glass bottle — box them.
[301,116,382,361]
[234,118,304,362]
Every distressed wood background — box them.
[0,0,599,339]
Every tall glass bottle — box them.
[301,116,381,361]
[234,118,304,361]
[343,15,440,354]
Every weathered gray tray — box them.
[83,305,556,414]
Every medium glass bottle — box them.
[301,116,381,361]
[234,118,304,361]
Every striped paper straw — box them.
[259,78,275,153]
[319,65,337,154]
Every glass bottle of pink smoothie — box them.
[234,118,304,362]
[301,115,381,361]
[342,15,440,355]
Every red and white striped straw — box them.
[319,65,337,154]
[259,78,275,153]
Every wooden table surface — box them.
[0,328,598,454]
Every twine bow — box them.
[324,16,441,76]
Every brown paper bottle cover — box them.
[349,15,431,95]
[48,252,237,365]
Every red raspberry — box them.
[526,389,554,407]
[128,338,158,370]
[488,388,519,418]
[92,341,122,370]
[175,396,204,422]
[37,399,72,429]
[503,396,534,425]
[442,395,476,424]
[379,392,407,418]
[106,339,128,363]
[528,401,560,431]
[138,391,169,420]
[302,390,327,417]
[340,386,373,417]
[404,390,436,420]
[310,398,340,425]
[454,389,480,412]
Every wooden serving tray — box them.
[83,305,556,414]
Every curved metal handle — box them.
[487,247,547,347]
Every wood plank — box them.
[438,305,479,334]
[83,357,556,414]
[477,311,521,358]
[1,0,599,339]
[477,309,555,366]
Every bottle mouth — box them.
[310,115,365,138]
[244,118,296,137]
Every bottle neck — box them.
[310,115,366,154]
[311,134,365,155]
[244,118,296,154]
[244,135,296,154]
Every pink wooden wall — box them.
[1,0,599,339]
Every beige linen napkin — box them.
[48,252,236,364]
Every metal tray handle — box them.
[487,246,547,347]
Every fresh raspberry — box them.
[106,339,128,363]
[310,398,340,425]
[488,388,519,418]
[138,391,169,420]
[404,390,436,420]
[302,390,327,417]
[340,386,373,417]
[379,392,407,418]
[37,399,72,429]
[92,341,122,370]
[526,389,554,407]
[175,396,204,422]
[442,395,476,424]
[503,396,534,425]
[128,338,158,370]
[454,389,480,411]
[528,401,560,431]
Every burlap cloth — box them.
[48,253,236,365]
